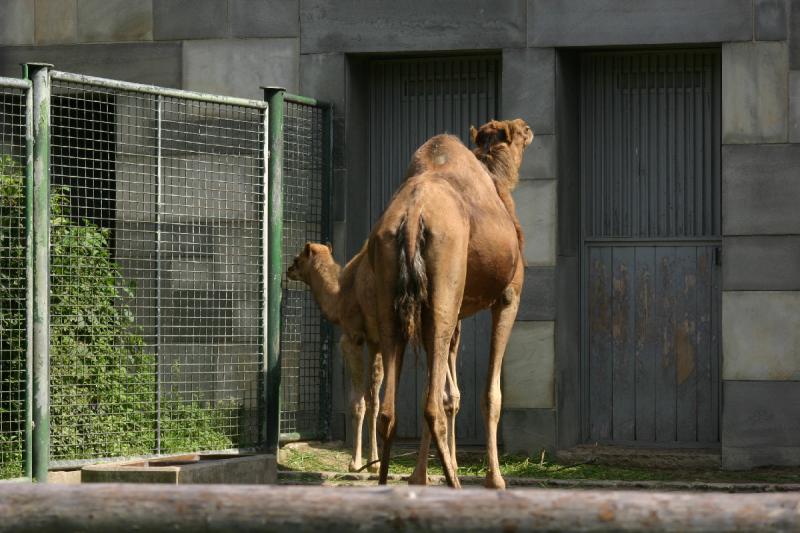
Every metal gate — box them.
[581,50,722,445]
[369,55,500,444]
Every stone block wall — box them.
[719,1,800,467]
[4,0,799,467]
[0,0,299,97]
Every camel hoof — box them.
[407,474,428,486]
[348,460,362,473]
[368,463,380,474]
[484,473,506,490]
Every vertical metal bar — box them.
[319,103,333,439]
[155,94,163,455]
[28,63,52,483]
[260,103,270,447]
[263,87,284,453]
[23,67,34,480]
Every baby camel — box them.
[287,242,461,476]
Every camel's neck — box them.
[306,260,342,324]
[479,150,520,191]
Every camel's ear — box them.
[303,242,314,258]
[325,242,333,254]
[500,122,512,144]
[469,125,478,145]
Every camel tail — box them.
[394,213,428,345]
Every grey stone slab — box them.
[0,42,182,87]
[528,0,753,47]
[757,0,789,40]
[231,0,298,38]
[332,169,346,222]
[77,0,153,42]
[515,179,557,266]
[182,38,299,100]
[722,291,800,380]
[153,0,228,41]
[502,47,555,136]
[791,0,800,69]
[501,408,556,454]
[722,42,788,144]
[556,51,581,258]
[791,71,800,142]
[520,134,556,181]
[722,144,800,235]
[300,53,346,117]
[502,321,555,409]
[556,255,581,448]
[36,0,77,45]
[722,381,800,467]
[0,0,34,45]
[723,236,800,291]
[299,0,526,54]
[518,267,556,321]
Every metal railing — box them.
[0,66,332,482]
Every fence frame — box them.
[0,66,332,482]
[267,90,333,446]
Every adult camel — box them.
[368,118,532,489]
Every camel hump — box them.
[406,134,476,175]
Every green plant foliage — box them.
[0,157,232,476]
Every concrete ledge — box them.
[82,453,277,484]
[278,470,800,493]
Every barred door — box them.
[581,50,722,445]
[369,55,501,445]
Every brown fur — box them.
[287,241,460,478]
[369,119,533,489]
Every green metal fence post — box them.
[263,87,284,453]
[27,63,52,483]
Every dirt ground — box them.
[278,441,800,491]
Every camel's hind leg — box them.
[377,341,405,485]
[444,321,461,470]
[409,322,460,486]
[366,344,383,473]
[482,266,523,489]
[341,335,366,472]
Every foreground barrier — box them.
[1,484,799,532]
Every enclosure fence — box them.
[0,66,331,482]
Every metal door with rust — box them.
[368,55,500,444]
[581,50,721,446]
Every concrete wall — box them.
[5,0,799,468]
[719,0,800,466]
[0,0,299,96]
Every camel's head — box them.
[287,242,334,284]
[470,118,533,189]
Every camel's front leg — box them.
[341,335,366,473]
[483,275,522,490]
[366,344,383,474]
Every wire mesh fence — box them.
[0,69,332,478]
[279,98,331,440]
[0,78,30,479]
[47,73,266,464]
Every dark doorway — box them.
[581,50,722,446]
[368,55,501,444]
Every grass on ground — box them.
[279,442,800,485]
